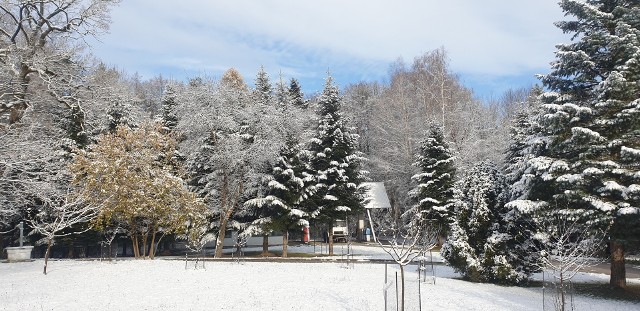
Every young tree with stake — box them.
[28,190,101,274]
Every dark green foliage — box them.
[161,83,179,132]
[443,161,538,284]
[531,0,640,242]
[526,0,640,287]
[247,139,308,235]
[408,125,456,229]
[289,78,307,109]
[304,76,366,227]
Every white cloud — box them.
[92,0,568,93]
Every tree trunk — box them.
[282,231,288,258]
[328,230,334,256]
[149,229,157,260]
[610,240,626,289]
[214,219,229,258]
[142,231,148,259]
[131,235,140,258]
[261,234,269,257]
[43,238,53,275]
[0,233,4,260]
[214,176,242,258]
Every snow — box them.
[584,196,617,212]
[600,181,625,193]
[361,182,391,209]
[621,146,640,158]
[1,244,639,311]
[618,207,639,215]
[571,126,602,140]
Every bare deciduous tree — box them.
[534,214,605,311]
[28,189,101,274]
[0,0,119,124]
[368,208,440,311]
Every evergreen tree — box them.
[503,86,546,200]
[442,161,535,284]
[407,125,456,229]
[253,66,272,106]
[304,76,366,255]
[161,83,179,132]
[275,75,290,110]
[106,95,136,133]
[245,139,308,257]
[289,78,308,109]
[527,0,640,288]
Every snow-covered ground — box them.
[1,244,638,311]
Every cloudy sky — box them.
[90,0,570,100]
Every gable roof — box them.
[360,182,391,209]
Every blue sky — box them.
[90,0,569,100]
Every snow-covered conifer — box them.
[106,94,137,132]
[253,66,273,106]
[160,83,179,132]
[526,0,640,288]
[442,161,535,284]
[245,139,308,257]
[289,78,308,109]
[502,86,547,200]
[408,125,456,229]
[304,75,366,255]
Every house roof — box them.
[360,182,391,209]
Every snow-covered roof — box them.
[360,182,391,209]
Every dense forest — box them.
[1,0,638,289]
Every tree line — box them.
[0,0,638,292]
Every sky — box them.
[89,0,570,101]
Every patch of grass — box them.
[572,283,640,302]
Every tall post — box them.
[18,221,24,247]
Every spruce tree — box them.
[503,86,546,200]
[274,75,290,110]
[528,0,640,288]
[245,139,308,257]
[161,83,179,132]
[289,78,308,109]
[305,76,366,255]
[253,66,272,106]
[442,161,535,284]
[408,125,456,229]
[106,95,135,132]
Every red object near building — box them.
[302,226,309,243]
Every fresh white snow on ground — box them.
[1,244,638,311]
[234,242,445,262]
